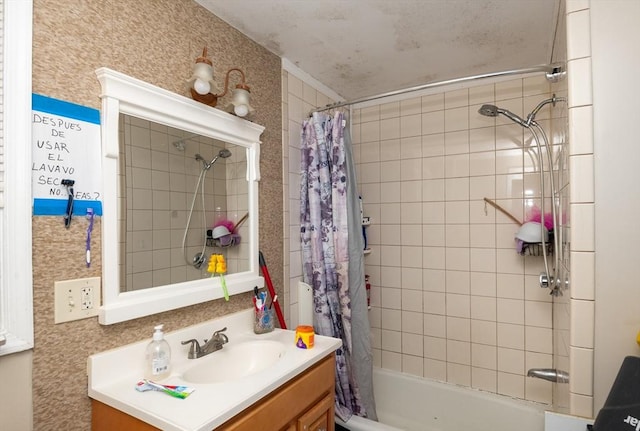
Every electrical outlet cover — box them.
[54,277,101,323]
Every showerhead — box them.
[218,149,232,159]
[195,149,232,170]
[478,104,528,127]
[209,148,231,166]
[478,104,499,117]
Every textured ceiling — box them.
[196,0,561,101]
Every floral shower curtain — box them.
[300,111,370,421]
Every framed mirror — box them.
[96,68,264,325]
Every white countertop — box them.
[88,309,341,431]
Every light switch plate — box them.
[54,277,101,323]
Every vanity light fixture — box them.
[188,47,254,117]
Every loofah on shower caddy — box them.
[526,205,554,231]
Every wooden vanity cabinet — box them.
[218,354,335,431]
[92,354,336,431]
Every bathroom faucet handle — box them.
[181,338,202,359]
[212,327,229,344]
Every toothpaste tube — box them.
[135,379,195,399]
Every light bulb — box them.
[234,104,249,117]
[193,78,211,95]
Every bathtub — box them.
[336,367,547,431]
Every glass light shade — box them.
[193,78,211,95]
[193,62,213,80]
[192,62,214,95]
[229,88,253,117]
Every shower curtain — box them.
[300,111,377,422]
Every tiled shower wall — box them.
[566,0,596,418]
[282,59,576,408]
[119,115,249,291]
[351,76,568,405]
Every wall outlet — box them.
[54,277,101,323]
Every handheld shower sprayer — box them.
[478,94,567,128]
[478,104,528,127]
[195,149,232,170]
[182,148,233,269]
[478,94,567,296]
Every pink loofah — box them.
[527,206,554,231]
[214,218,235,232]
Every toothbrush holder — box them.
[253,307,275,334]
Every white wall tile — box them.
[570,251,595,300]
[498,372,525,398]
[568,106,593,155]
[497,298,525,325]
[498,347,525,374]
[400,98,421,116]
[570,299,595,348]
[570,203,595,251]
[402,354,424,377]
[380,102,400,119]
[471,295,497,321]
[346,76,564,400]
[445,88,469,109]
[570,346,594,396]
[446,293,471,318]
[380,117,400,140]
[566,0,589,14]
[401,136,423,159]
[496,80,523,101]
[569,393,593,418]
[567,58,593,108]
[567,9,591,60]
[402,311,424,334]
[445,107,469,132]
[424,335,447,360]
[471,319,497,345]
[569,155,594,203]
[424,313,446,337]
[447,316,471,342]
[497,323,525,350]
[445,130,470,155]
[422,111,445,134]
[401,114,422,138]
[422,93,445,112]
[525,326,553,354]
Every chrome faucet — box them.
[181,327,229,359]
[527,368,569,383]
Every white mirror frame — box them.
[96,68,264,325]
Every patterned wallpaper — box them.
[31,1,281,429]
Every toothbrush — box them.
[86,208,94,267]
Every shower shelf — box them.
[362,217,371,255]
[519,242,554,256]
[206,231,240,248]
[518,231,554,256]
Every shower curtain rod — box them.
[310,63,565,115]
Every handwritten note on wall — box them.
[32,94,103,216]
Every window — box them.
[0,0,33,355]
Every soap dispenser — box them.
[145,324,171,381]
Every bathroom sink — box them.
[181,340,287,384]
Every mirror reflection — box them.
[119,114,250,292]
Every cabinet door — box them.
[297,393,334,431]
